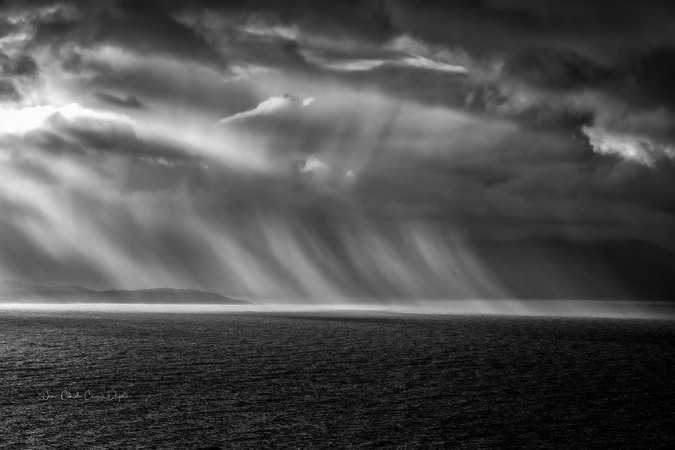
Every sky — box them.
[1,0,675,301]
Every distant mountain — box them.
[0,282,253,305]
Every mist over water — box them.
[3,138,671,308]
[1,299,671,320]
[3,185,669,310]
[2,183,673,315]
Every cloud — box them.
[582,125,675,166]
[217,94,314,124]
[94,92,147,109]
[299,154,328,173]
[0,103,193,165]
[308,54,466,74]
[502,47,611,90]
[15,0,224,67]
[2,0,675,299]
[0,52,38,77]
[2,102,134,131]
[56,44,257,118]
[0,51,40,103]
[301,40,467,74]
[396,55,467,73]
[381,0,675,59]
[0,79,21,102]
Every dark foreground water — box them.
[1,309,674,449]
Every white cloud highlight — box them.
[217,94,314,124]
[299,155,328,173]
[582,125,675,166]
[0,103,134,135]
[398,55,467,73]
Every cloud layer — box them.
[1,0,674,301]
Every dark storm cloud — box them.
[497,44,675,117]
[3,0,675,297]
[0,52,39,78]
[90,0,222,64]
[382,0,675,58]
[464,82,595,133]
[0,16,18,38]
[356,127,669,222]
[6,0,223,66]
[172,0,674,58]
[6,0,670,189]
[61,125,191,165]
[502,47,612,91]
[200,0,675,127]
[0,79,20,101]
[615,47,675,111]
[6,0,675,66]
[216,87,675,239]
[155,0,675,156]
[0,52,39,102]
[193,0,396,44]
[94,92,147,110]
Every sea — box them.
[1,304,674,449]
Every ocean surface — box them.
[1,306,674,449]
